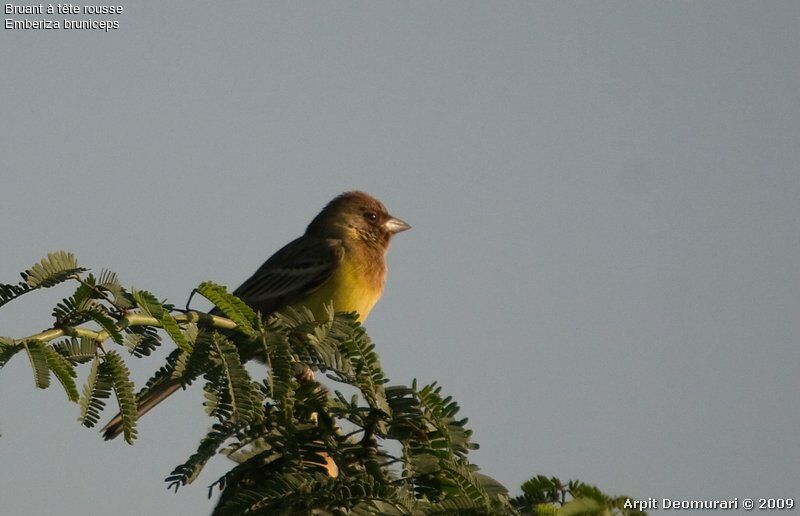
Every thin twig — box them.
[17,311,238,345]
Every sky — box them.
[1,2,798,515]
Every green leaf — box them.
[570,483,610,506]
[52,294,92,326]
[417,382,474,458]
[437,459,492,509]
[43,346,79,402]
[0,282,33,308]
[533,504,559,516]
[259,323,294,412]
[0,337,22,367]
[331,315,389,415]
[166,422,236,491]
[96,269,132,309]
[78,357,112,428]
[520,475,564,506]
[207,333,260,424]
[53,338,98,364]
[558,497,604,516]
[171,334,212,387]
[23,341,50,389]
[219,419,274,464]
[51,279,123,343]
[102,351,138,443]
[21,251,85,288]
[87,308,124,344]
[2,252,85,308]
[213,472,314,516]
[474,472,509,499]
[196,281,258,336]
[123,325,162,357]
[276,306,342,373]
[133,348,183,404]
[132,289,191,353]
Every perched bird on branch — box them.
[101,191,410,441]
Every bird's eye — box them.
[365,212,378,222]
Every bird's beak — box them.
[384,216,411,234]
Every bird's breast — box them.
[291,252,385,323]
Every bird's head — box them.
[307,191,410,247]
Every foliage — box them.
[0,252,644,515]
[512,476,647,516]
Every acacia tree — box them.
[1,252,644,515]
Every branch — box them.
[17,311,238,346]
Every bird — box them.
[101,191,410,440]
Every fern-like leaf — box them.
[166,422,236,491]
[87,307,124,344]
[0,337,22,367]
[196,282,258,336]
[212,472,316,516]
[124,325,162,357]
[23,340,50,389]
[102,351,138,443]
[133,289,192,353]
[21,251,85,288]
[417,382,475,458]
[78,357,113,428]
[435,458,492,509]
[52,295,93,326]
[220,419,275,464]
[133,349,183,403]
[336,320,389,415]
[208,333,260,424]
[51,280,124,343]
[2,252,85,308]
[43,345,79,401]
[259,322,295,412]
[53,338,98,364]
[171,330,214,387]
[96,269,133,309]
[0,282,33,308]
[276,306,340,371]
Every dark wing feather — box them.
[231,236,344,316]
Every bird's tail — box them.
[100,378,182,440]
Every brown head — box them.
[306,191,410,248]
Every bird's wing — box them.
[231,235,344,315]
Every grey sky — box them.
[1,2,798,515]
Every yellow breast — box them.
[289,254,383,323]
